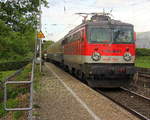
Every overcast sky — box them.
[41,0,150,41]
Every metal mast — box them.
[39,0,42,72]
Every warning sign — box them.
[37,31,45,38]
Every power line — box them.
[45,16,81,41]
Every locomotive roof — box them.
[67,15,133,35]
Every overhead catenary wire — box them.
[44,15,81,41]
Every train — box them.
[45,13,136,88]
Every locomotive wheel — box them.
[74,69,79,78]
[81,73,88,84]
[79,72,82,80]
[71,68,75,76]
[64,65,69,72]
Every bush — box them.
[136,48,150,56]
[0,103,7,117]
[13,111,23,120]
[135,56,150,68]
[0,20,35,62]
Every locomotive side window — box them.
[76,32,80,40]
[73,34,77,42]
[89,28,112,43]
[68,36,73,43]
[81,30,84,41]
[72,32,80,42]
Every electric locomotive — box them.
[47,13,136,88]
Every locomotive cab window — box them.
[89,28,112,43]
[113,28,134,43]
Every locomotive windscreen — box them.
[88,27,134,44]
[113,28,134,43]
[89,28,112,43]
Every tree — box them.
[42,40,55,50]
[0,0,48,32]
[0,0,48,61]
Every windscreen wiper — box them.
[113,30,120,40]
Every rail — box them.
[121,87,150,101]
[96,89,150,120]
[138,72,150,78]
[136,67,150,78]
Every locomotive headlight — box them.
[123,52,132,61]
[92,52,101,61]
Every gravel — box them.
[99,88,150,119]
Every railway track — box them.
[139,73,150,78]
[96,88,150,120]
[121,87,150,101]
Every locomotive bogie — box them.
[82,63,135,87]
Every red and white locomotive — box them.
[47,13,136,87]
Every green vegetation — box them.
[13,111,23,120]
[0,0,48,62]
[135,56,150,68]
[42,40,55,50]
[34,65,42,91]
[136,48,150,56]
[15,64,32,81]
[0,20,35,62]
[0,70,16,82]
[0,98,21,119]
[0,64,32,119]
[0,103,7,117]
[0,96,20,118]
[135,48,150,68]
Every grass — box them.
[135,56,150,68]
[0,55,32,63]
[13,111,23,120]
[15,64,32,81]
[0,98,19,118]
[0,70,16,102]
[0,103,7,117]
[0,70,16,82]
[34,64,42,91]
[0,64,32,119]
[0,59,22,64]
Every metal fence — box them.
[4,59,35,120]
